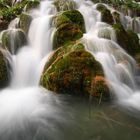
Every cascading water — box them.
[77,0,140,110]
[1,0,140,140]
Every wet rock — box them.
[19,12,32,34]
[96,4,114,25]
[0,19,9,32]
[0,48,11,88]
[113,23,140,56]
[53,0,76,12]
[112,11,121,24]
[53,10,85,49]
[40,43,110,100]
[1,29,27,54]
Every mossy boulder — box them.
[1,29,27,54]
[113,23,140,56]
[54,10,85,33]
[53,10,85,49]
[40,43,110,100]
[19,12,32,34]
[53,0,76,12]
[0,48,11,88]
[96,4,114,25]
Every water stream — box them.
[0,0,140,139]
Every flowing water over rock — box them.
[0,0,140,140]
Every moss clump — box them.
[1,29,27,54]
[0,49,11,88]
[53,0,76,12]
[19,12,32,34]
[96,4,114,25]
[113,23,140,56]
[40,43,110,100]
[53,10,85,49]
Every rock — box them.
[40,43,110,100]
[24,0,40,12]
[19,12,32,34]
[91,76,110,101]
[96,4,114,25]
[1,29,27,54]
[113,23,140,56]
[53,0,76,12]
[0,19,9,31]
[0,48,11,88]
[112,11,121,24]
[53,10,85,49]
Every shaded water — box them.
[0,0,140,139]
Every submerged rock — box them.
[53,0,76,12]
[0,49,11,88]
[53,10,85,49]
[40,43,110,100]
[113,23,140,56]
[19,12,32,34]
[1,29,27,54]
[96,4,114,25]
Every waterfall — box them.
[76,0,140,110]
[0,0,140,139]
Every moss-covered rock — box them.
[1,29,27,54]
[19,12,32,34]
[0,48,11,88]
[53,0,76,12]
[113,23,140,56]
[54,10,85,33]
[53,10,85,49]
[40,43,110,100]
[96,4,114,25]
[24,0,40,11]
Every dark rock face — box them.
[113,23,140,56]
[96,4,114,25]
[0,49,11,89]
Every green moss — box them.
[53,10,85,49]
[53,23,83,50]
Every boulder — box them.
[53,10,85,49]
[1,29,27,54]
[40,43,110,100]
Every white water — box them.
[0,0,140,139]
[76,0,140,110]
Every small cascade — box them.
[76,0,140,109]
